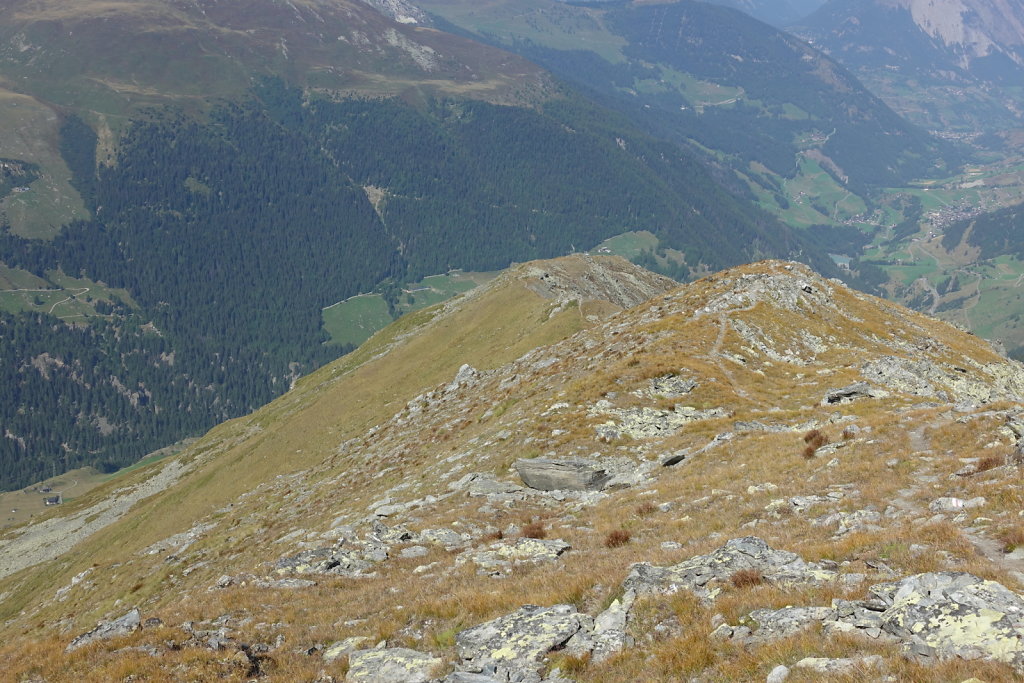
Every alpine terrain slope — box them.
[795,0,1024,131]
[4,255,1024,681]
[704,0,826,26]
[0,0,843,490]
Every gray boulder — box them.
[515,459,609,492]
[739,606,833,643]
[346,647,442,682]
[622,537,836,603]
[456,604,590,678]
[66,608,141,652]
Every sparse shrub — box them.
[636,501,658,517]
[976,454,1004,473]
[604,529,632,548]
[729,568,764,588]
[481,529,503,542]
[841,426,858,440]
[521,521,547,539]
[803,429,822,444]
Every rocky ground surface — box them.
[4,258,1024,681]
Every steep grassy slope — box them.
[3,256,1024,680]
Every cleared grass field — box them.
[322,271,498,348]
[0,267,135,318]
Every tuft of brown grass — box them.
[976,454,1004,473]
[635,501,658,517]
[729,568,764,589]
[521,521,547,540]
[802,429,829,458]
[998,527,1024,553]
[604,529,632,548]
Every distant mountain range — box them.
[794,0,1024,130]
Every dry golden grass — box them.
[5,260,1024,681]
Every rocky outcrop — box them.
[346,647,442,682]
[594,404,728,441]
[822,381,889,404]
[459,538,571,574]
[66,608,141,652]
[716,570,1024,671]
[274,546,377,578]
[520,254,677,310]
[874,572,1024,667]
[623,537,837,603]
[862,355,1024,404]
[515,459,609,492]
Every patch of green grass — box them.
[322,271,498,348]
[590,231,659,260]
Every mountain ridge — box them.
[4,255,1024,680]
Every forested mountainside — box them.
[0,79,833,490]
[422,0,948,196]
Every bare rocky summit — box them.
[4,256,1024,681]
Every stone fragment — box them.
[766,664,790,683]
[591,592,635,662]
[66,608,141,652]
[515,459,609,492]
[346,647,442,682]
[928,497,986,513]
[455,604,589,678]
[622,537,836,603]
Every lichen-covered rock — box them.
[323,636,369,663]
[460,538,570,573]
[346,647,442,682]
[741,606,833,642]
[66,608,141,652]
[455,604,589,678]
[622,537,836,603]
[874,572,1024,667]
[515,459,609,492]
